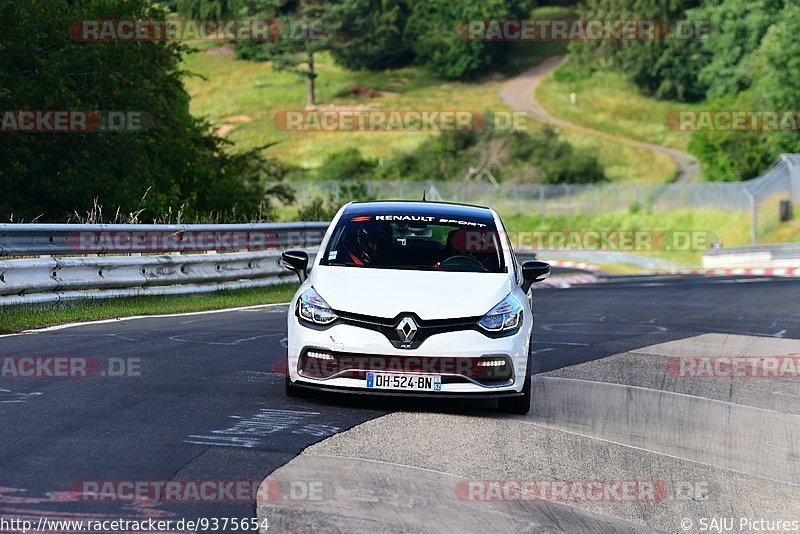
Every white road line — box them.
[0,302,291,339]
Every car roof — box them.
[343,200,495,222]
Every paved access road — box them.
[498,55,700,182]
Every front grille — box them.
[335,311,481,349]
[298,349,514,385]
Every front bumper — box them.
[287,380,524,399]
[286,313,531,395]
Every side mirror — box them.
[281,250,309,283]
[521,260,550,293]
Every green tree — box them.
[693,0,785,99]
[755,3,800,155]
[328,0,414,71]
[570,0,706,101]
[405,0,531,79]
[176,0,248,17]
[236,0,333,107]
[687,3,800,182]
[0,0,289,222]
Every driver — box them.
[343,222,393,266]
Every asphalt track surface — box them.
[1,272,799,532]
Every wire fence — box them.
[283,154,800,244]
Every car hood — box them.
[310,266,513,320]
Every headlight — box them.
[297,287,337,325]
[477,295,523,332]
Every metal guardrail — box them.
[0,222,329,257]
[283,153,800,245]
[704,242,800,256]
[3,220,796,305]
[0,223,329,306]
[702,242,800,269]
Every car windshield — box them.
[321,213,506,273]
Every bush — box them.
[316,148,378,181]
[687,95,774,182]
[377,125,607,184]
[296,181,375,221]
[553,63,593,84]
[506,127,607,184]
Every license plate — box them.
[366,372,442,391]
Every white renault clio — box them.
[281,201,550,414]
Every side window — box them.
[506,242,522,285]
[499,221,522,284]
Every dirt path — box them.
[499,55,699,182]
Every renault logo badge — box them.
[396,316,418,343]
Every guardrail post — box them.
[565,185,573,216]
[744,189,757,244]
[539,186,545,217]
[782,154,800,207]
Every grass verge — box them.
[536,58,705,153]
[501,209,750,266]
[554,128,676,184]
[183,49,508,167]
[181,5,676,183]
[183,47,679,183]
[0,283,297,335]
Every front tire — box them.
[498,343,533,414]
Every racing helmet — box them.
[356,222,393,263]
